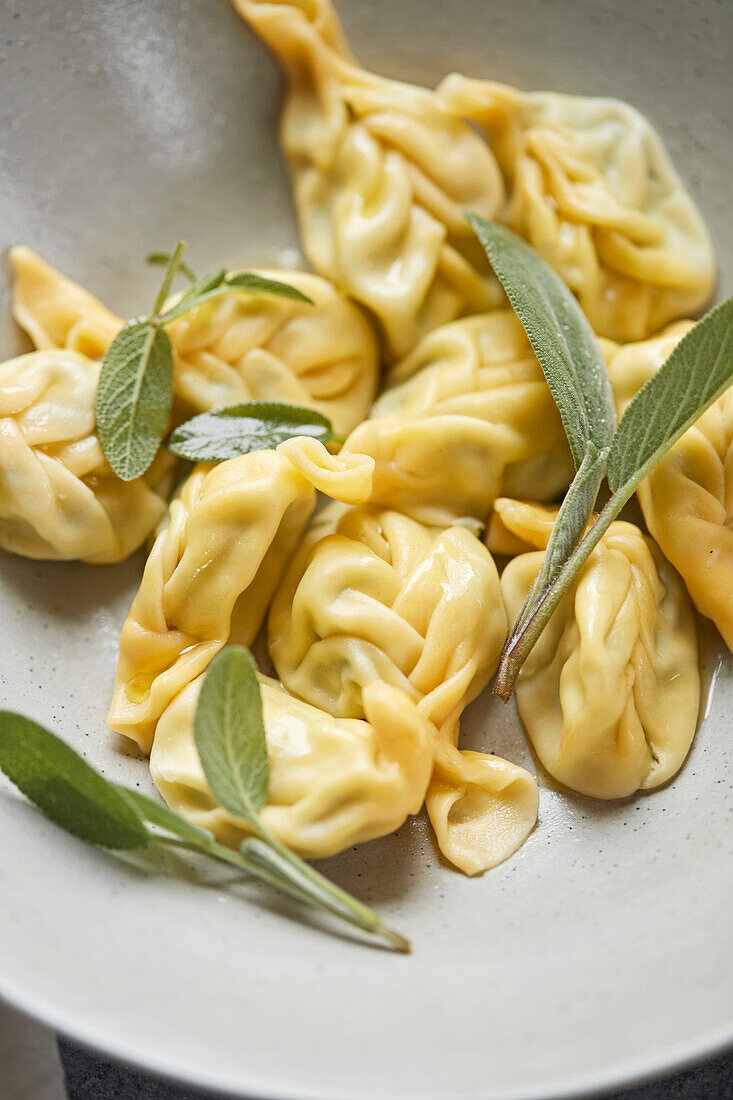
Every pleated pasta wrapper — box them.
[164,268,379,435]
[609,322,733,651]
[439,76,715,343]
[500,500,700,799]
[10,248,379,436]
[268,501,538,875]
[151,673,434,859]
[341,311,587,526]
[107,439,374,755]
[233,0,505,360]
[0,349,169,563]
[9,246,122,358]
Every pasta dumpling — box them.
[10,246,122,359]
[107,439,374,754]
[439,76,715,342]
[11,248,379,436]
[268,501,538,874]
[165,268,379,435]
[0,348,168,563]
[609,322,733,650]
[151,673,434,858]
[234,0,505,359]
[341,311,581,526]
[500,500,700,798]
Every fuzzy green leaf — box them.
[194,648,268,822]
[608,296,733,493]
[0,712,148,850]
[169,402,333,463]
[95,320,174,481]
[468,215,616,467]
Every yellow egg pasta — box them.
[151,672,434,858]
[610,322,733,650]
[0,349,169,563]
[268,500,538,873]
[501,503,700,798]
[439,76,715,342]
[107,440,374,754]
[233,0,505,359]
[165,268,379,435]
[341,311,578,525]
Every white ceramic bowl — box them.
[1,2,731,1097]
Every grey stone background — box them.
[59,1041,733,1100]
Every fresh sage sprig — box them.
[95,244,313,482]
[169,402,334,463]
[0,650,409,952]
[194,648,408,950]
[494,292,733,698]
[468,215,616,675]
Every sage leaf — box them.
[158,269,228,323]
[608,296,733,493]
[468,215,616,466]
[146,251,197,284]
[225,271,313,303]
[169,402,333,463]
[95,319,174,481]
[113,784,214,847]
[497,295,733,698]
[0,712,148,850]
[194,647,268,822]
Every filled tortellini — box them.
[500,500,700,799]
[268,501,539,873]
[0,348,169,563]
[11,248,379,436]
[609,322,733,650]
[151,672,434,858]
[164,268,379,435]
[107,439,374,754]
[341,310,579,526]
[234,0,505,359]
[10,246,122,358]
[439,76,715,342]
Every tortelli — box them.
[107,440,374,754]
[11,247,379,436]
[341,310,593,526]
[0,348,169,563]
[499,500,700,799]
[439,76,715,342]
[609,322,733,651]
[151,673,435,858]
[234,0,505,359]
[268,501,539,874]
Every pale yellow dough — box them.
[0,348,168,563]
[439,76,715,342]
[107,440,374,755]
[11,247,379,436]
[609,322,733,651]
[233,0,505,359]
[341,310,588,526]
[268,501,538,874]
[151,673,434,859]
[501,501,700,799]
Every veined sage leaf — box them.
[169,402,333,463]
[608,296,733,493]
[158,269,228,323]
[0,712,148,850]
[468,215,616,467]
[194,647,268,822]
[95,319,174,481]
[225,271,313,303]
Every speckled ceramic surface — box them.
[0,1,731,1098]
